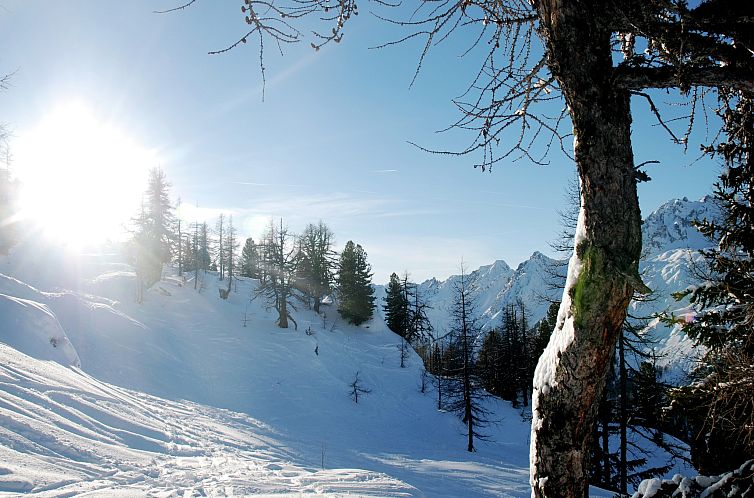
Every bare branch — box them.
[154,0,198,14]
[616,65,754,93]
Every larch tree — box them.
[176,197,183,277]
[172,0,754,494]
[255,218,299,328]
[215,213,225,280]
[224,215,239,294]
[444,264,488,452]
[198,222,212,271]
[297,221,336,313]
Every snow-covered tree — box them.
[669,91,754,474]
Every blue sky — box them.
[0,1,721,282]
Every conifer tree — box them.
[240,237,259,278]
[669,91,754,474]
[133,168,175,301]
[297,221,336,313]
[198,222,211,271]
[337,241,375,326]
[444,265,488,452]
[175,198,183,277]
[255,218,299,328]
[383,272,409,337]
[224,215,239,294]
[215,213,225,280]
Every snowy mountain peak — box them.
[642,196,720,255]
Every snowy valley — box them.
[0,196,717,496]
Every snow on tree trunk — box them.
[529,4,644,495]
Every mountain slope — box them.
[405,196,719,363]
[0,253,538,497]
[0,342,418,496]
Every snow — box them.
[633,478,663,498]
[528,195,587,491]
[0,244,538,496]
[0,195,716,496]
[0,293,80,368]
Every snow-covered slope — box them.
[0,342,417,496]
[0,196,711,496]
[0,247,541,496]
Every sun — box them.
[14,102,157,248]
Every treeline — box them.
[131,168,376,327]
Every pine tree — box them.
[239,237,259,278]
[477,328,503,397]
[337,241,375,326]
[383,272,409,337]
[198,222,211,271]
[133,167,174,301]
[669,90,754,474]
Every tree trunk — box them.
[619,331,628,496]
[601,404,610,487]
[530,2,643,496]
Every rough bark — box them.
[619,332,628,495]
[530,1,643,496]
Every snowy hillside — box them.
[0,196,712,496]
[0,342,417,495]
[0,247,546,496]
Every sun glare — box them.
[14,103,157,248]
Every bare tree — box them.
[254,218,299,328]
[167,0,754,495]
[297,221,337,313]
[224,214,239,295]
[349,371,371,403]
